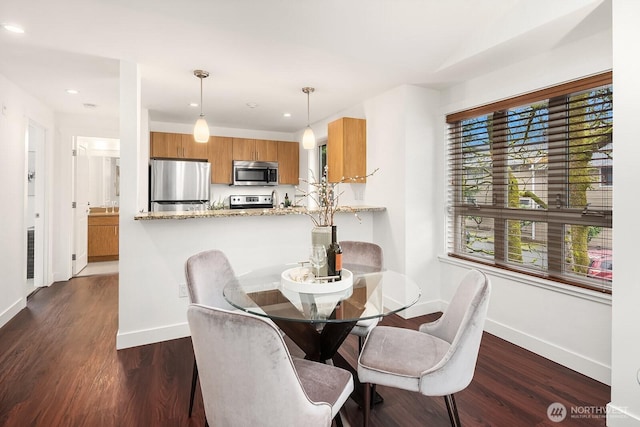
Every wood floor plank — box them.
[0,274,610,426]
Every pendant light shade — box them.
[194,117,210,142]
[302,126,315,149]
[302,87,316,150]
[193,70,210,143]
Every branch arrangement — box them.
[296,166,379,227]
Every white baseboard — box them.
[486,318,611,385]
[0,298,26,329]
[606,403,640,426]
[116,322,190,350]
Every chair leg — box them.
[444,394,462,427]
[370,384,377,409]
[363,382,371,427]
[189,357,198,417]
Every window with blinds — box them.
[446,72,613,292]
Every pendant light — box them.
[193,70,210,143]
[302,87,316,150]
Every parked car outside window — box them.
[588,249,612,281]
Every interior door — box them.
[73,143,90,275]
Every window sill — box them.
[438,254,612,306]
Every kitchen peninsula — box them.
[134,205,384,220]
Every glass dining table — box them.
[223,262,422,363]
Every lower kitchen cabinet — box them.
[88,214,119,262]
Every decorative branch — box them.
[296,166,379,226]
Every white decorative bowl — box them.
[281,267,353,294]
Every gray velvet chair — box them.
[357,269,491,427]
[187,304,354,427]
[340,241,384,349]
[184,249,238,417]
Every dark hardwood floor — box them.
[0,274,609,426]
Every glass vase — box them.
[311,226,331,277]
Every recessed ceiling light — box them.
[189,102,199,107]
[2,23,25,34]
[283,113,291,118]
[246,102,258,109]
[66,89,79,95]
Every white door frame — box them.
[72,139,90,275]
[24,120,47,295]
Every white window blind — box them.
[446,72,613,292]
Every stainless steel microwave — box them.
[232,160,279,186]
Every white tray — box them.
[281,267,353,294]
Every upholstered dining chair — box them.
[357,269,491,427]
[184,249,238,417]
[187,304,354,427]
[340,241,384,350]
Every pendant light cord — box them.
[200,76,204,118]
[307,90,310,125]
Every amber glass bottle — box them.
[327,225,342,281]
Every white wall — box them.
[0,73,55,327]
[438,28,613,386]
[364,85,443,316]
[609,0,640,425]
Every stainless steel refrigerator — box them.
[149,159,211,212]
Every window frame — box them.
[446,72,613,293]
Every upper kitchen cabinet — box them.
[208,136,233,184]
[327,117,367,183]
[232,138,278,162]
[277,141,300,185]
[150,132,208,160]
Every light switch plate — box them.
[178,283,188,298]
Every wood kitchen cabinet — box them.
[277,141,300,185]
[150,132,298,184]
[88,214,119,262]
[208,136,233,184]
[327,117,367,183]
[232,138,278,162]
[150,132,208,160]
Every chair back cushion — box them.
[188,304,334,426]
[418,269,491,395]
[340,241,383,271]
[184,249,237,310]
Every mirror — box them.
[76,136,120,208]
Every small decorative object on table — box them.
[281,267,353,294]
[298,165,378,274]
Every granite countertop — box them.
[134,205,385,220]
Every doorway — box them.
[72,136,120,276]
[25,121,46,296]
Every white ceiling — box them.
[0,0,611,133]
